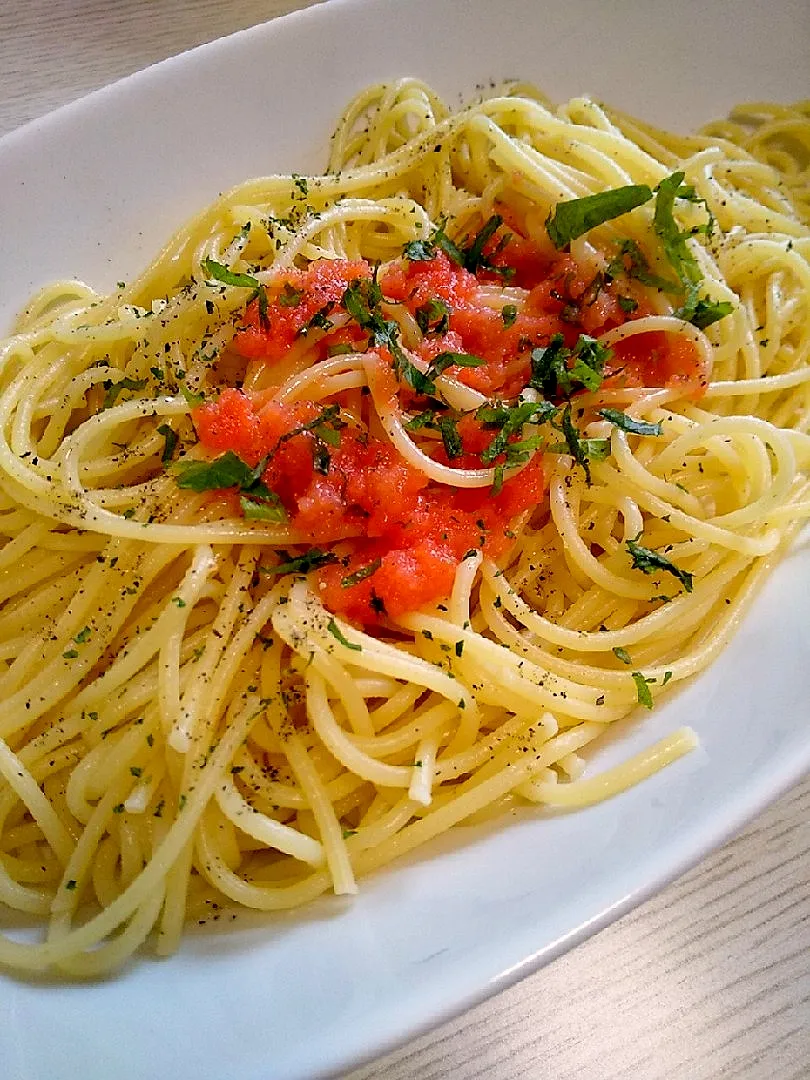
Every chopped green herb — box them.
[426,351,485,380]
[626,538,694,592]
[342,278,434,395]
[529,333,610,400]
[430,219,464,265]
[62,649,79,660]
[632,671,654,709]
[437,414,463,459]
[501,303,518,327]
[255,284,269,328]
[599,409,663,437]
[299,303,334,336]
[102,377,148,410]
[678,296,734,329]
[180,384,205,407]
[455,640,464,658]
[201,257,260,290]
[65,879,77,890]
[278,283,303,307]
[402,238,436,262]
[130,766,143,778]
[546,184,654,249]
[415,297,450,335]
[577,437,611,461]
[327,618,362,651]
[606,239,678,293]
[429,216,512,279]
[240,493,287,522]
[662,670,673,686]
[171,596,186,608]
[462,214,503,272]
[173,451,261,493]
[404,409,438,432]
[74,627,91,644]
[157,423,178,465]
[653,172,703,289]
[613,646,632,665]
[173,449,287,522]
[650,171,730,328]
[260,549,338,576]
[477,400,555,465]
[341,558,382,588]
[560,403,593,483]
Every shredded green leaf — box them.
[501,304,518,328]
[415,297,450,335]
[201,257,260,290]
[102,377,148,410]
[653,172,703,290]
[599,409,663,437]
[240,494,287,522]
[402,238,436,262]
[606,239,678,293]
[260,549,338,576]
[341,558,383,588]
[529,334,610,400]
[431,220,464,266]
[327,342,356,357]
[173,451,259,492]
[278,283,303,307]
[157,423,178,465]
[632,671,654,709]
[546,185,654,249]
[180,384,205,407]
[327,618,362,651]
[425,351,485,381]
[477,400,555,465]
[342,278,434,395]
[626,537,693,592]
[678,296,734,329]
[173,449,288,522]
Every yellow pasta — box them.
[0,79,807,975]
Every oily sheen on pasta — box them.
[0,81,808,975]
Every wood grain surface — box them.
[1,3,809,1078]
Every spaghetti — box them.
[0,80,807,975]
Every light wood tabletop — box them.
[1,3,809,1078]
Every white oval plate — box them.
[0,2,808,1077]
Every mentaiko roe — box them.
[195,222,706,623]
[195,388,545,623]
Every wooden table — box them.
[2,3,808,1077]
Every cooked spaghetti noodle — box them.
[0,80,807,975]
